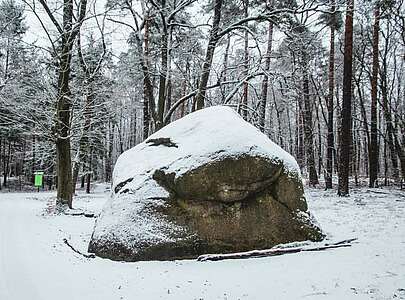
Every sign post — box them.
[34,171,44,192]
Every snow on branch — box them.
[197,238,358,262]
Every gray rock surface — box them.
[88,106,323,261]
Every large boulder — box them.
[88,106,323,261]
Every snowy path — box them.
[0,186,405,299]
[0,194,42,299]
[0,192,92,300]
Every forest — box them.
[0,0,404,205]
[1,0,405,299]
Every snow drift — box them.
[88,106,323,261]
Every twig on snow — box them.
[63,238,96,259]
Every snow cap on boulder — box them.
[89,106,323,261]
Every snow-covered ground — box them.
[1,184,404,300]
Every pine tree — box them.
[338,0,355,196]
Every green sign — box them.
[34,172,44,187]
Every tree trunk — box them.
[369,5,380,188]
[166,79,172,120]
[259,21,274,132]
[334,82,341,175]
[380,21,400,182]
[143,15,150,140]
[272,85,283,147]
[2,139,5,187]
[220,35,231,103]
[164,26,174,122]
[315,103,322,177]
[31,135,36,184]
[72,164,80,194]
[156,16,168,130]
[86,172,91,194]
[241,0,249,120]
[72,74,94,194]
[352,101,358,186]
[179,75,188,118]
[48,166,53,190]
[381,73,399,180]
[56,137,73,207]
[296,97,305,170]
[195,0,223,110]
[394,135,405,182]
[338,0,354,196]
[302,54,319,186]
[325,0,336,189]
[126,11,156,133]
[3,140,10,187]
[52,0,88,207]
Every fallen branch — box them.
[64,208,95,218]
[197,238,358,262]
[63,238,96,259]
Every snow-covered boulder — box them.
[88,106,323,261]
